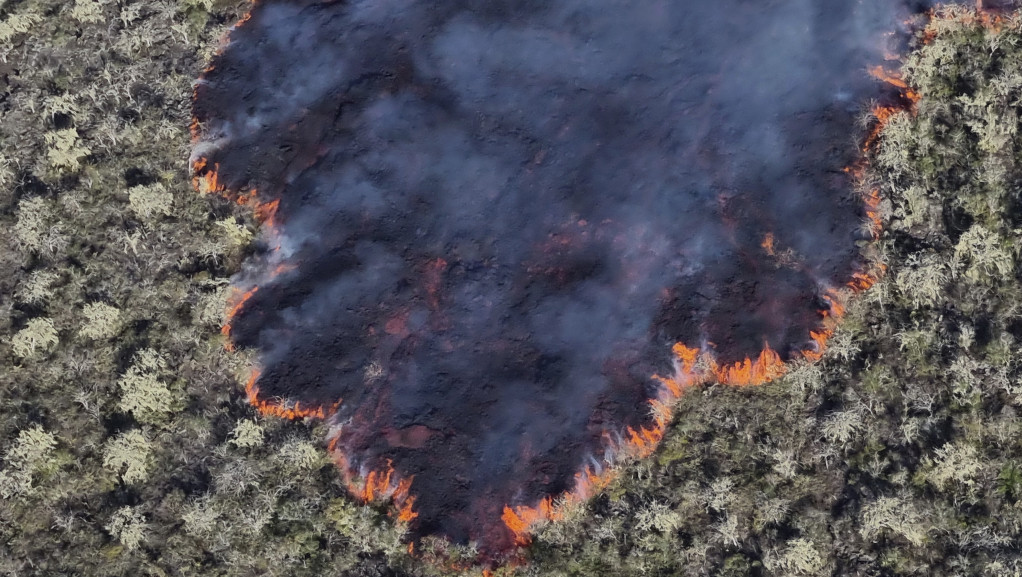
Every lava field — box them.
[191,0,941,557]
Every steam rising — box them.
[193,0,939,554]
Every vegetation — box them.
[0,2,1020,576]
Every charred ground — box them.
[195,0,936,553]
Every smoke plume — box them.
[192,0,943,556]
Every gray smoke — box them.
[192,0,945,555]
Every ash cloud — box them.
[193,0,942,554]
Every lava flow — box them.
[190,0,961,562]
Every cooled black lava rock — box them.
[192,0,939,555]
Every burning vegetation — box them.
[3,0,1022,574]
[190,0,970,561]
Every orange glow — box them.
[361,467,393,501]
[254,198,280,228]
[332,455,419,525]
[236,8,254,28]
[501,250,887,539]
[224,286,258,323]
[868,65,908,89]
[575,465,618,498]
[270,262,296,278]
[761,232,776,256]
[799,290,846,361]
[397,498,419,523]
[652,343,700,398]
[848,270,880,291]
[864,188,883,239]
[194,113,415,536]
[201,124,895,570]
[500,344,693,543]
[242,369,339,420]
[712,345,786,386]
[971,9,1003,31]
[801,330,830,362]
[869,65,921,103]
[500,463,619,546]
[672,342,700,373]
[235,189,257,205]
[221,285,259,350]
[919,7,1004,44]
[192,159,280,233]
[502,497,560,545]
[863,105,902,153]
[823,291,847,319]
[192,160,226,195]
[862,60,922,157]
[197,1,916,557]
[625,423,665,458]
[190,1,261,142]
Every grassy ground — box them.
[1,2,1020,576]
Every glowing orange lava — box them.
[330,452,419,524]
[761,232,776,256]
[243,369,338,420]
[712,346,786,386]
[221,285,258,351]
[862,63,921,157]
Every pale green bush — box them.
[13,197,50,252]
[106,506,147,550]
[821,408,864,445]
[102,430,153,484]
[768,538,827,576]
[0,426,59,499]
[860,496,928,546]
[181,496,221,538]
[0,12,42,43]
[0,157,11,191]
[953,225,1015,282]
[634,501,682,534]
[42,94,82,123]
[229,419,264,449]
[44,129,91,172]
[10,318,59,359]
[181,0,216,11]
[70,0,107,25]
[117,349,176,424]
[195,286,228,328]
[15,271,60,306]
[275,438,323,471]
[79,302,123,340]
[895,252,948,308]
[924,442,984,491]
[128,183,174,220]
[215,216,254,250]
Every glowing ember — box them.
[190,0,945,562]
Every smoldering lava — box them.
[193,0,934,555]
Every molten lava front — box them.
[191,0,943,559]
